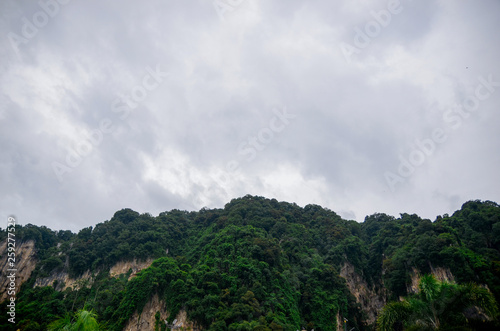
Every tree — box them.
[377,274,499,330]
[48,309,100,331]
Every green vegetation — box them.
[0,196,499,330]
[48,309,100,331]
[377,274,499,330]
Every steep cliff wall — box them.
[34,258,155,291]
[340,261,386,326]
[34,269,92,291]
[123,293,199,331]
[0,239,37,302]
[335,311,343,331]
[110,258,154,279]
[0,237,155,303]
[407,265,455,294]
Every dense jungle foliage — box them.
[1,196,499,330]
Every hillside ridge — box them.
[1,196,499,330]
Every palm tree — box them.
[377,274,499,330]
[48,309,100,331]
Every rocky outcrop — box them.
[110,258,154,279]
[0,240,37,302]
[168,310,199,331]
[430,264,455,283]
[123,293,199,331]
[407,265,455,294]
[34,258,154,291]
[0,236,156,301]
[335,311,343,331]
[35,269,92,291]
[340,261,386,325]
[340,262,456,327]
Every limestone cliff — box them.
[0,239,37,302]
[407,265,455,294]
[0,237,155,302]
[34,258,155,291]
[335,311,343,331]
[35,269,93,291]
[123,293,199,331]
[110,258,154,279]
[340,261,387,326]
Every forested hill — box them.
[1,196,500,330]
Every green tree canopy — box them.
[377,274,499,330]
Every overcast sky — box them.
[1,0,499,232]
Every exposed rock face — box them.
[34,258,154,291]
[407,265,455,294]
[335,311,343,331]
[35,269,92,291]
[340,261,386,326]
[0,240,37,302]
[407,267,421,294]
[168,310,199,331]
[430,265,454,283]
[0,238,156,302]
[110,258,154,279]
[123,293,199,331]
[123,293,167,331]
[1,237,456,330]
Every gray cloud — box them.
[1,0,499,232]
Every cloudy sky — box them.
[1,0,499,232]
